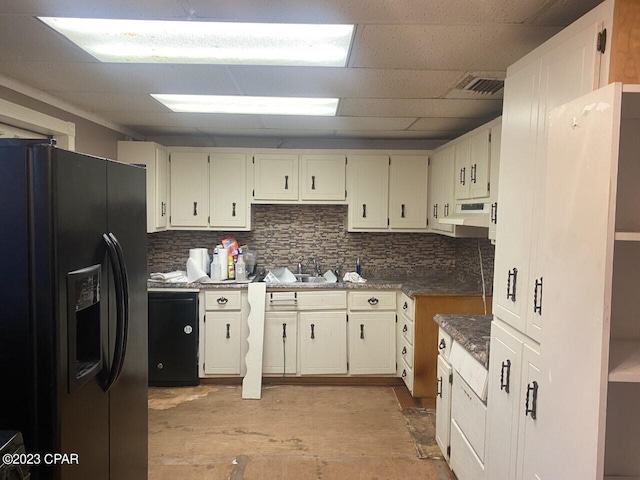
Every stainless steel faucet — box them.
[303,257,322,276]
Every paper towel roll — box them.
[189,248,209,274]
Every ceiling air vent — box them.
[456,75,504,95]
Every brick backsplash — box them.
[148,204,494,284]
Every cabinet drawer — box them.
[349,291,396,310]
[266,291,299,310]
[438,328,453,360]
[400,359,414,394]
[400,337,413,368]
[451,371,486,461]
[450,419,484,480]
[400,316,414,345]
[399,293,414,319]
[297,290,347,310]
[205,290,242,310]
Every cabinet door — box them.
[300,154,346,201]
[169,151,209,227]
[485,320,524,480]
[347,155,389,230]
[435,355,452,460]
[348,312,396,375]
[154,147,168,230]
[389,155,428,229]
[210,153,247,229]
[492,59,539,333]
[454,138,471,200]
[469,130,490,199]
[488,125,501,242]
[253,153,298,201]
[299,311,347,374]
[262,312,297,375]
[203,312,242,374]
[430,148,454,233]
[526,21,601,342]
[515,344,541,480]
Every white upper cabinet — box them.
[117,141,168,233]
[209,153,248,229]
[429,148,455,234]
[300,154,346,201]
[454,138,471,200]
[389,155,429,229]
[253,153,299,201]
[347,154,390,230]
[469,130,491,199]
[169,151,209,227]
[488,125,501,242]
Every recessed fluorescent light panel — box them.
[38,17,354,66]
[151,94,339,116]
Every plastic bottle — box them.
[228,255,235,280]
[356,255,362,275]
[210,248,221,281]
[236,249,246,282]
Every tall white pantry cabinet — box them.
[486,0,640,478]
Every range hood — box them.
[437,203,490,228]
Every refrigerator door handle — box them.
[109,232,130,383]
[102,233,126,392]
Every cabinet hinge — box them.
[388,157,391,166]
[208,215,210,223]
[169,215,172,222]
[387,218,390,226]
[447,446,451,457]
[347,362,349,370]
[345,190,347,198]
[597,28,607,54]
[346,314,349,322]
[207,156,210,164]
[395,315,398,323]
[427,157,431,166]
[449,373,453,384]
[426,218,429,226]
[252,189,255,197]
[203,314,205,323]
[252,156,255,164]
[487,182,491,192]
[345,157,348,165]
[489,132,492,142]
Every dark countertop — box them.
[433,314,493,369]
[148,271,488,298]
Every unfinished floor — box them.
[148,385,455,480]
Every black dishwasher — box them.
[148,292,200,386]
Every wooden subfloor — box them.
[148,384,455,480]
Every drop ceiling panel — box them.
[183,0,547,25]
[526,0,604,25]
[228,66,463,99]
[334,130,457,139]
[50,92,167,113]
[196,128,338,138]
[258,116,414,131]
[106,111,265,129]
[409,117,488,132]
[3,0,188,18]
[350,24,562,70]
[0,63,239,94]
[339,98,503,118]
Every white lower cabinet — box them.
[347,312,396,375]
[299,311,347,375]
[450,419,485,480]
[485,319,540,480]
[435,355,452,460]
[262,312,297,375]
[203,311,242,375]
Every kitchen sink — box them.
[302,276,326,283]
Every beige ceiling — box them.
[0,0,603,145]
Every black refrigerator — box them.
[0,140,148,480]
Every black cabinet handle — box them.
[433,203,438,219]
[402,346,407,355]
[311,175,316,190]
[362,204,367,218]
[403,301,408,310]
[401,204,405,218]
[444,203,449,217]
[460,167,466,186]
[193,201,198,216]
[282,323,287,339]
[161,201,166,216]
[439,338,446,350]
[284,175,289,190]
[491,202,498,224]
[225,323,230,339]
[507,267,518,302]
[525,381,539,420]
[500,359,511,393]
[217,297,228,304]
[534,277,543,315]
[310,323,315,339]
[232,202,236,217]
[402,369,407,378]
[471,163,477,183]
[367,297,379,305]
[403,324,408,333]
[360,324,365,339]
[437,377,443,397]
